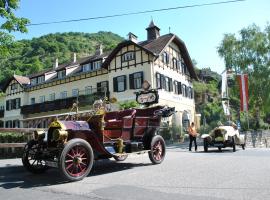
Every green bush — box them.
[0,132,28,159]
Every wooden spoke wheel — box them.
[59,139,94,181]
[22,140,49,174]
[148,135,166,164]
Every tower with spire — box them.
[146,20,160,40]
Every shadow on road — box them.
[0,159,152,189]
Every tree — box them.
[218,23,270,128]
[0,0,29,33]
[0,0,29,90]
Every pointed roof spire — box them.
[148,19,160,30]
[146,19,160,40]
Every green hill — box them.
[0,31,124,87]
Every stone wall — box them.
[244,130,270,148]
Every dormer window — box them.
[162,52,169,64]
[58,70,66,79]
[37,76,45,84]
[82,63,91,72]
[31,78,37,86]
[92,60,101,70]
[122,51,135,62]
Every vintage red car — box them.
[22,105,175,181]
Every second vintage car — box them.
[201,123,246,152]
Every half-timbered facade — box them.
[0,21,198,129]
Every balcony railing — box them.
[0,110,4,118]
[21,91,109,115]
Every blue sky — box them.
[11,0,270,73]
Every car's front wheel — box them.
[148,135,166,164]
[59,139,94,181]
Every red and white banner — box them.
[237,74,249,112]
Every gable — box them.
[4,79,24,95]
[104,42,155,72]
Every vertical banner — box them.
[221,70,230,116]
[237,74,249,112]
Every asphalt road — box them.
[0,145,270,200]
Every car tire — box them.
[59,138,94,181]
[241,144,245,150]
[148,135,166,164]
[203,139,208,152]
[232,137,236,152]
[22,140,49,174]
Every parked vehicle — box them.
[201,124,246,152]
[22,105,175,181]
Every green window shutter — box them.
[129,74,134,89]
[113,77,118,92]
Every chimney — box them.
[73,53,77,63]
[54,58,58,69]
[95,44,103,55]
[128,32,138,43]
[146,19,160,40]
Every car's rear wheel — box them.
[59,139,94,181]
[22,140,49,174]
[241,144,245,150]
[148,135,166,164]
[203,139,208,152]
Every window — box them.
[49,93,55,101]
[11,83,18,90]
[31,78,37,85]
[156,73,161,89]
[188,87,193,99]
[72,89,79,97]
[181,61,185,74]
[165,77,169,91]
[129,71,143,89]
[60,91,67,99]
[172,58,178,69]
[85,86,92,95]
[58,70,66,79]
[37,76,45,84]
[174,81,182,95]
[82,63,91,72]
[182,85,186,97]
[92,60,101,70]
[113,75,126,92]
[6,99,20,110]
[163,77,173,92]
[97,81,109,93]
[15,98,21,109]
[162,52,169,64]
[39,96,45,103]
[5,121,12,128]
[13,120,20,128]
[31,98,35,105]
[122,52,135,62]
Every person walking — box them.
[188,122,197,151]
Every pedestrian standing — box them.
[188,122,197,151]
